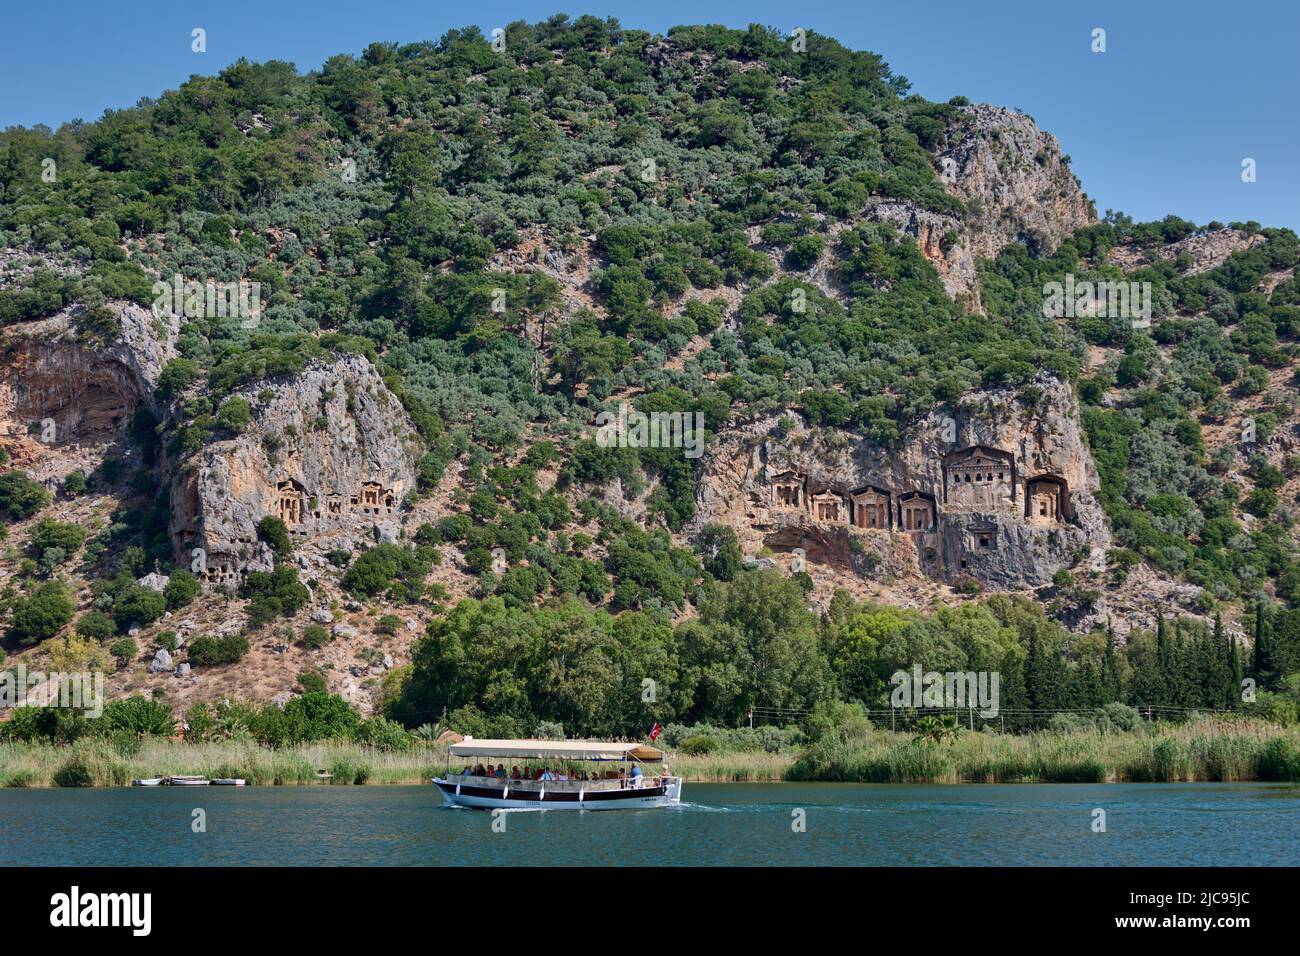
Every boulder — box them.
[137,571,170,592]
[174,663,191,677]
[148,649,173,674]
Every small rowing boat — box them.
[132,778,165,787]
[211,778,246,786]
[167,775,209,786]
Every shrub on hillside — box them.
[187,633,251,667]
[112,585,167,632]
[0,471,50,520]
[163,570,201,609]
[7,581,75,645]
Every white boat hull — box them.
[433,777,682,811]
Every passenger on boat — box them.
[472,763,486,776]
[510,766,521,780]
[540,768,555,781]
[630,765,643,788]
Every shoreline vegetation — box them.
[3,719,1298,788]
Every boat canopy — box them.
[449,739,666,762]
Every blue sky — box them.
[1,0,1296,228]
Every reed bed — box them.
[787,718,1300,784]
[3,719,1297,787]
[0,739,452,788]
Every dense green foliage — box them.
[385,572,1300,737]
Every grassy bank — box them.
[788,719,1300,784]
[3,720,1298,787]
[0,739,451,788]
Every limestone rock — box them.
[137,571,170,592]
[174,663,191,677]
[692,374,1109,590]
[311,607,334,625]
[867,104,1094,305]
[0,300,176,478]
[1107,228,1265,276]
[148,649,173,674]
[333,623,358,639]
[169,354,418,587]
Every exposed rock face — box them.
[868,105,1095,304]
[0,301,177,475]
[692,375,1109,589]
[169,354,419,585]
[1107,228,1265,276]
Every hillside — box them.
[2,16,1299,738]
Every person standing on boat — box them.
[630,764,643,788]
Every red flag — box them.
[649,722,661,741]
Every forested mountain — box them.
[2,16,1299,740]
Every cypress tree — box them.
[1155,612,1173,708]
[1229,630,1244,710]
[1252,602,1274,688]
[1102,620,1122,703]
[1071,658,1104,710]
[998,647,1028,733]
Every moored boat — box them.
[132,778,165,787]
[210,778,246,786]
[167,775,209,786]
[433,738,682,811]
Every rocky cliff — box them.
[0,301,177,481]
[869,104,1096,305]
[168,354,420,584]
[692,374,1109,589]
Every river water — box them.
[3,782,1297,866]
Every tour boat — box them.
[433,739,682,811]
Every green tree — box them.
[7,581,75,645]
